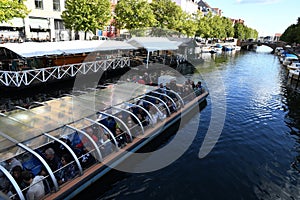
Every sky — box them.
[205,0,300,36]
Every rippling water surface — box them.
[72,47,300,200]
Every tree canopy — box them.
[280,17,300,44]
[234,23,258,39]
[150,0,183,30]
[0,0,29,23]
[114,0,156,33]
[62,0,111,40]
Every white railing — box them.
[0,57,130,87]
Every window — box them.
[54,20,65,30]
[35,0,43,9]
[53,0,60,11]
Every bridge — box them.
[239,41,286,52]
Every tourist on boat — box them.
[126,115,142,137]
[44,148,60,172]
[11,165,26,190]
[102,116,117,134]
[116,112,125,130]
[190,81,196,90]
[57,154,77,185]
[79,147,96,169]
[115,128,126,148]
[99,134,113,157]
[147,104,159,125]
[58,136,72,157]
[0,171,13,198]
[194,81,203,96]
[4,153,23,172]
[22,170,45,200]
[158,83,167,94]
[76,127,99,150]
[136,107,148,126]
[167,100,176,113]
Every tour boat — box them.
[0,79,208,200]
[0,40,136,87]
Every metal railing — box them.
[0,57,130,87]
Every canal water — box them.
[74,47,300,200]
[2,46,300,199]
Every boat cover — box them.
[127,37,182,52]
[0,82,157,161]
[0,40,137,58]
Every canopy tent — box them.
[127,37,182,68]
[0,40,137,58]
[127,37,181,51]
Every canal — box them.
[74,47,300,200]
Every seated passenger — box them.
[115,128,126,148]
[79,147,96,169]
[11,166,26,189]
[194,81,203,95]
[99,134,113,157]
[4,153,23,172]
[22,170,45,200]
[76,127,99,150]
[44,148,60,172]
[159,109,167,120]
[136,107,148,126]
[102,116,116,133]
[167,100,176,113]
[57,154,77,185]
[58,135,72,156]
[126,116,140,137]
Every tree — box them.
[178,13,197,37]
[0,0,29,23]
[195,12,213,39]
[234,23,245,39]
[281,17,300,44]
[62,0,111,40]
[222,17,234,39]
[114,0,156,34]
[150,0,183,30]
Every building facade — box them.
[173,0,199,14]
[197,0,222,16]
[0,0,100,42]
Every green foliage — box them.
[233,23,257,39]
[195,12,212,38]
[0,0,29,23]
[62,0,111,39]
[280,17,300,44]
[114,0,156,33]
[178,13,197,37]
[150,0,183,30]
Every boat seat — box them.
[22,156,43,175]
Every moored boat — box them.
[0,78,208,200]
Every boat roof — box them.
[127,37,182,51]
[0,82,157,161]
[0,40,137,58]
[284,53,298,58]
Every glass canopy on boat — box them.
[0,82,158,161]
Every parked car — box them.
[91,35,109,40]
